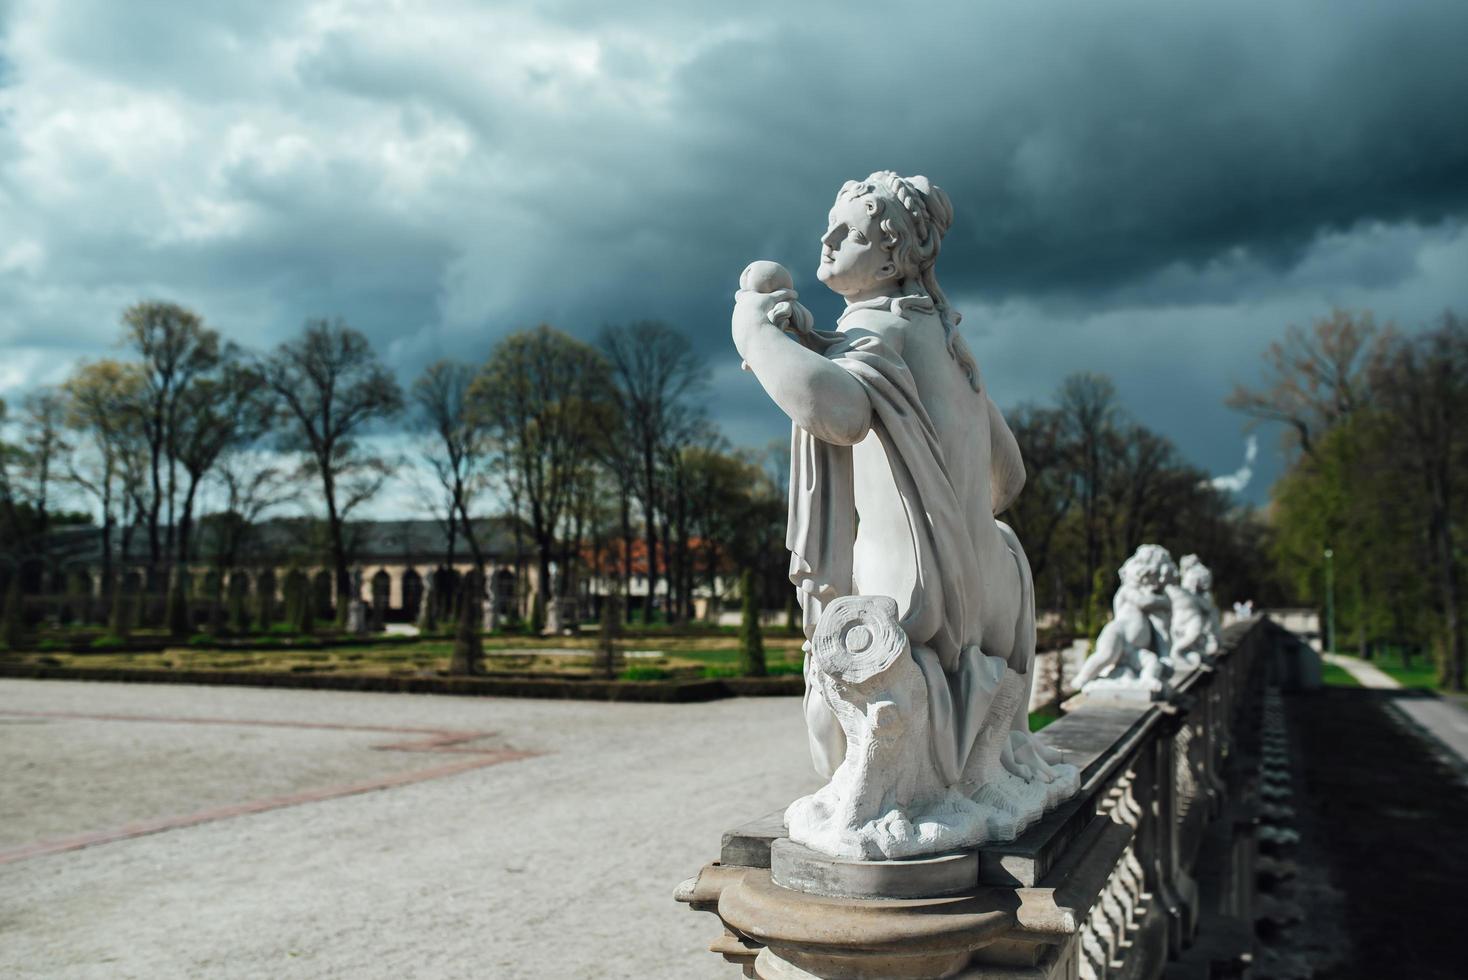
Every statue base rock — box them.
[785,595,1079,861]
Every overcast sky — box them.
[3,0,1467,517]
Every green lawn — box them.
[1329,649,1441,690]
[1368,653,1441,690]
[3,633,808,681]
[651,645,802,669]
[1320,662,1361,687]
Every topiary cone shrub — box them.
[107,581,133,640]
[166,573,191,638]
[1,576,25,650]
[739,569,767,678]
[598,594,623,679]
[448,571,484,676]
[255,582,275,633]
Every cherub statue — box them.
[1071,544,1179,697]
[732,172,1077,860]
[1168,554,1222,668]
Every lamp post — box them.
[1323,547,1336,654]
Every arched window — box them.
[229,571,252,599]
[401,569,424,621]
[312,570,333,618]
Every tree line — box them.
[1229,309,1468,689]
[0,303,791,632]
[19,299,1441,667]
[1004,373,1278,644]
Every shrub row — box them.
[0,662,804,703]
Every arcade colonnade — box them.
[71,561,532,624]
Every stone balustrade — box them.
[677,615,1303,979]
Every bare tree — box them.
[449,568,484,676]
[412,360,489,573]
[558,455,610,620]
[0,399,21,546]
[405,457,458,625]
[206,448,299,572]
[1003,403,1075,611]
[599,321,709,621]
[1104,424,1182,561]
[262,319,404,611]
[20,388,66,536]
[472,325,611,628]
[61,361,147,596]
[1056,372,1119,618]
[684,441,761,621]
[121,301,222,576]
[589,409,640,620]
[1226,309,1378,459]
[662,414,716,624]
[174,360,274,566]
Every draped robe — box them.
[788,296,1018,785]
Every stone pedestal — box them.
[678,796,1131,979]
[713,870,1018,979]
[346,599,368,635]
[543,597,578,636]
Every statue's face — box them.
[1182,566,1211,593]
[817,194,899,298]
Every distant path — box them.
[1325,653,1468,765]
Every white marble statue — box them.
[731,172,1077,861]
[1071,544,1179,697]
[417,569,436,630]
[346,566,369,635]
[1168,554,1221,668]
[482,585,499,633]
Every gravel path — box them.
[0,679,819,979]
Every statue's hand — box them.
[732,287,798,363]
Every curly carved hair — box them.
[837,172,980,391]
[1179,554,1213,592]
[1119,544,1179,590]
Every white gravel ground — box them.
[0,679,819,979]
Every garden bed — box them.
[0,660,805,702]
[0,630,808,702]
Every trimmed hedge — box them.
[15,631,429,656]
[0,662,804,703]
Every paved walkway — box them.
[1292,675,1468,979]
[0,679,820,979]
[1324,654,1468,764]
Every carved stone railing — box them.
[676,616,1297,979]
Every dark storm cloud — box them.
[656,0,1468,299]
[3,0,1468,510]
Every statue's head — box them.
[818,172,953,297]
[1179,555,1212,594]
[818,171,980,389]
[1118,544,1178,592]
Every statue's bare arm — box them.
[733,291,895,446]
[1172,608,1202,651]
